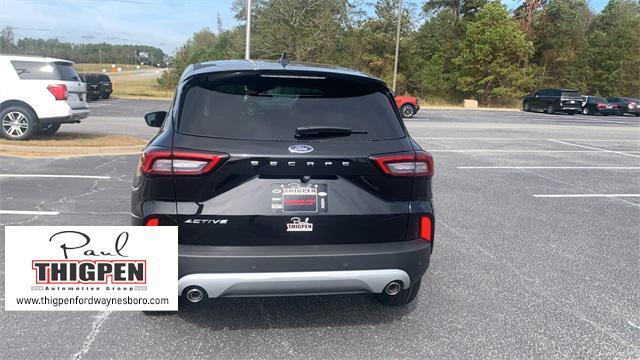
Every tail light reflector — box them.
[597,103,606,109]
[47,84,68,100]
[371,151,434,177]
[140,149,228,175]
[420,216,432,241]
[145,217,159,226]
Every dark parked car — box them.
[97,73,113,99]
[132,60,434,306]
[606,97,640,117]
[581,96,618,115]
[523,88,582,115]
[79,73,101,101]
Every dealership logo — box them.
[288,144,314,154]
[31,230,146,285]
[286,217,313,232]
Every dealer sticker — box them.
[4,226,178,311]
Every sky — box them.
[0,0,610,55]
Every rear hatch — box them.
[98,74,112,93]
[55,62,87,109]
[167,71,425,246]
[560,90,582,107]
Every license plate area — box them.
[271,183,328,213]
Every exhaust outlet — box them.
[185,287,205,303]
[384,281,402,296]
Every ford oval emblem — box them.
[288,144,314,154]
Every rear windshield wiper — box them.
[295,126,368,138]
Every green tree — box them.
[0,26,17,53]
[238,0,352,62]
[584,0,640,97]
[347,0,416,91]
[158,28,244,89]
[532,0,593,89]
[453,2,535,105]
[408,9,461,100]
[423,0,489,21]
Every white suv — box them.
[0,55,89,140]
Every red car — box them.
[394,94,420,118]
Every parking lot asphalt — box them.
[1,100,639,359]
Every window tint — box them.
[55,62,80,81]
[561,90,580,97]
[11,60,79,81]
[178,73,405,141]
[590,97,607,103]
[98,74,110,82]
[11,61,59,80]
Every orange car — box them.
[394,94,420,118]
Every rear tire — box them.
[523,102,531,112]
[400,104,415,118]
[582,107,590,115]
[0,105,37,140]
[376,280,421,306]
[101,93,110,99]
[38,123,61,136]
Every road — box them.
[1,100,639,359]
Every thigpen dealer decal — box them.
[5,226,177,311]
[286,217,313,232]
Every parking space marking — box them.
[532,194,640,198]
[0,174,111,179]
[458,166,640,170]
[547,139,640,158]
[0,210,60,215]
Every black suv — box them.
[79,73,112,100]
[79,73,101,101]
[97,73,113,99]
[523,88,582,115]
[131,60,434,306]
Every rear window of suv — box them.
[178,72,405,141]
[561,91,581,98]
[11,61,80,81]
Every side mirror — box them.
[144,111,167,128]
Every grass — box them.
[0,133,147,158]
[111,75,174,98]
[75,63,173,98]
[74,63,156,73]
[0,133,147,147]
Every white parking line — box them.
[0,210,60,215]
[547,139,640,158]
[458,166,640,170]
[533,194,640,198]
[0,174,110,179]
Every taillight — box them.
[420,216,432,241]
[140,149,228,175]
[597,103,606,109]
[145,217,159,226]
[612,104,619,108]
[370,151,434,177]
[47,84,68,100]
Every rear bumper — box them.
[178,239,431,297]
[40,108,90,124]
